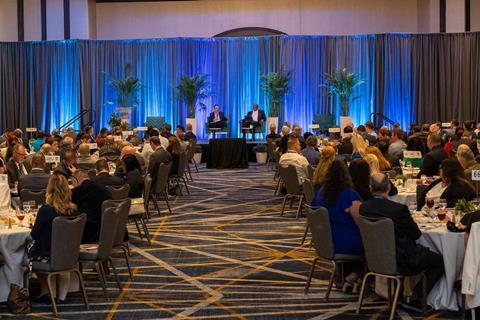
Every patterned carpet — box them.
[0,163,468,319]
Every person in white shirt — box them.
[278,136,310,184]
[141,129,169,163]
[242,104,267,140]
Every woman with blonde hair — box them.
[351,133,367,160]
[30,174,77,303]
[366,146,392,171]
[364,153,398,196]
[312,146,336,187]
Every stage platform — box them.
[196,138,267,165]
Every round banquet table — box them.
[390,191,416,205]
[0,226,31,302]
[417,224,465,311]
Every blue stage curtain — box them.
[2,34,480,136]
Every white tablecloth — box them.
[418,225,465,311]
[390,192,416,205]
[0,227,31,301]
[0,183,11,210]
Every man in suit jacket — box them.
[147,136,172,185]
[418,133,448,177]
[207,104,227,129]
[243,104,266,140]
[7,144,30,187]
[92,158,124,187]
[360,173,444,307]
[71,170,112,244]
[76,143,97,171]
[18,152,50,192]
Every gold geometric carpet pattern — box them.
[3,164,462,319]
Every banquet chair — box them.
[20,189,46,208]
[184,143,194,181]
[150,163,172,215]
[79,207,121,300]
[188,139,199,173]
[128,176,153,246]
[170,153,190,195]
[356,216,427,320]
[278,165,303,218]
[29,214,88,316]
[304,207,363,300]
[273,151,282,195]
[266,139,276,170]
[300,179,315,245]
[102,199,134,280]
[106,184,130,200]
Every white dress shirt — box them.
[279,151,310,184]
[252,110,259,122]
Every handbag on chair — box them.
[7,283,31,314]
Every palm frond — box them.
[322,68,364,116]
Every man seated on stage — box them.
[242,104,266,135]
[207,104,227,129]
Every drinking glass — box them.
[438,199,447,210]
[408,201,417,213]
[437,210,446,221]
[426,197,435,209]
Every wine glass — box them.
[408,201,417,214]
[23,202,31,215]
[16,210,25,225]
[438,199,447,210]
[426,197,435,209]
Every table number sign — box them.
[441,122,451,128]
[308,124,320,129]
[45,155,60,164]
[403,150,422,159]
[88,143,98,150]
[114,136,123,141]
[328,127,341,133]
[472,170,480,181]
[122,131,134,136]
[26,128,37,133]
[136,127,148,131]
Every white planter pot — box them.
[339,116,352,136]
[193,153,202,164]
[267,117,279,133]
[186,118,197,136]
[256,152,268,164]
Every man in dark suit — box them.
[184,123,197,142]
[242,104,266,140]
[207,104,227,129]
[18,152,50,192]
[53,150,77,179]
[6,143,31,187]
[71,170,112,244]
[147,136,172,185]
[418,133,448,177]
[360,173,444,308]
[92,158,124,187]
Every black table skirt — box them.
[207,138,249,169]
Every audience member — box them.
[18,152,50,191]
[184,123,197,142]
[457,144,480,184]
[301,135,320,166]
[123,154,144,198]
[364,153,398,196]
[312,146,336,187]
[54,150,77,179]
[59,136,74,160]
[99,135,121,162]
[127,129,143,146]
[278,137,309,184]
[351,133,367,160]
[92,158,124,187]
[76,143,97,171]
[366,146,391,171]
[167,136,183,177]
[349,159,372,201]
[266,124,281,140]
[148,136,172,185]
[417,134,448,177]
[388,128,407,160]
[30,174,77,303]
[360,173,444,307]
[6,144,30,187]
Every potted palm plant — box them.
[323,68,364,135]
[261,67,291,134]
[253,144,268,164]
[108,64,142,127]
[176,74,209,136]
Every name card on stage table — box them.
[122,131,133,136]
[88,143,98,150]
[441,122,451,128]
[114,136,123,141]
[328,127,341,133]
[472,170,480,181]
[0,174,7,184]
[26,128,37,133]
[136,127,148,131]
[308,124,320,129]
[45,155,60,164]
[403,150,422,159]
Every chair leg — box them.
[193,158,199,172]
[182,177,190,195]
[109,259,122,291]
[121,246,133,281]
[421,273,428,312]
[133,218,143,239]
[289,196,294,208]
[356,273,371,314]
[274,177,281,195]
[140,216,151,245]
[301,221,309,245]
[304,258,318,294]
[152,194,162,216]
[325,261,337,301]
[95,261,109,300]
[280,195,288,216]
[73,269,89,310]
[296,195,303,219]
[163,192,172,214]
[387,278,392,307]
[187,164,193,181]
[389,278,402,320]
[46,273,58,316]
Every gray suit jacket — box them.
[7,159,31,187]
[77,155,97,171]
[148,148,171,182]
